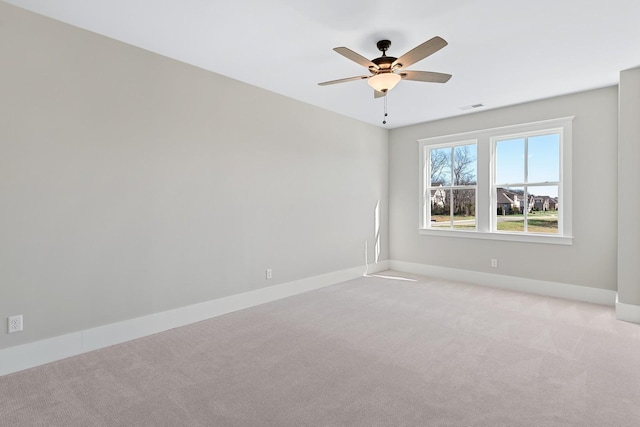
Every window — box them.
[418,117,573,245]
[426,143,477,230]
[494,132,560,234]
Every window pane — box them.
[496,138,524,184]
[452,189,476,230]
[528,134,559,183]
[527,185,558,234]
[454,144,477,185]
[430,188,450,228]
[496,186,525,232]
[430,147,451,186]
[527,215,558,234]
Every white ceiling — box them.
[6,0,640,128]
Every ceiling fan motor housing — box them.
[372,40,397,71]
[372,56,397,71]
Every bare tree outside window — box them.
[430,148,449,186]
[428,144,477,229]
[453,145,476,217]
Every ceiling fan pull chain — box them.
[383,94,388,125]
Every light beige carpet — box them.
[2,271,640,426]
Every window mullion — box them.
[478,136,491,233]
[423,146,428,228]
[523,137,529,232]
[449,147,454,227]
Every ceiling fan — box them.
[318,37,451,98]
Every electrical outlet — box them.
[8,315,23,333]
[266,269,273,279]
[491,259,498,268]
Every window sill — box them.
[418,228,573,245]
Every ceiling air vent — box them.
[459,103,485,110]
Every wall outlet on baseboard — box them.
[491,259,498,268]
[266,268,273,279]
[8,315,23,333]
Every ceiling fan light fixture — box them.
[367,73,401,93]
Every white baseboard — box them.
[0,260,390,377]
[615,295,640,324]
[389,260,617,307]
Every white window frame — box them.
[418,117,573,245]
[491,128,563,235]
[423,140,478,230]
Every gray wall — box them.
[389,87,618,291]
[0,3,389,349]
[618,68,640,306]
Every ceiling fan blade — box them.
[334,47,379,70]
[392,36,448,70]
[400,70,452,83]
[374,90,387,98]
[318,75,369,86]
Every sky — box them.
[496,133,560,197]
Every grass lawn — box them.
[497,211,558,219]
[431,212,557,233]
[453,224,476,229]
[497,218,558,233]
[431,215,476,222]
[431,215,477,230]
